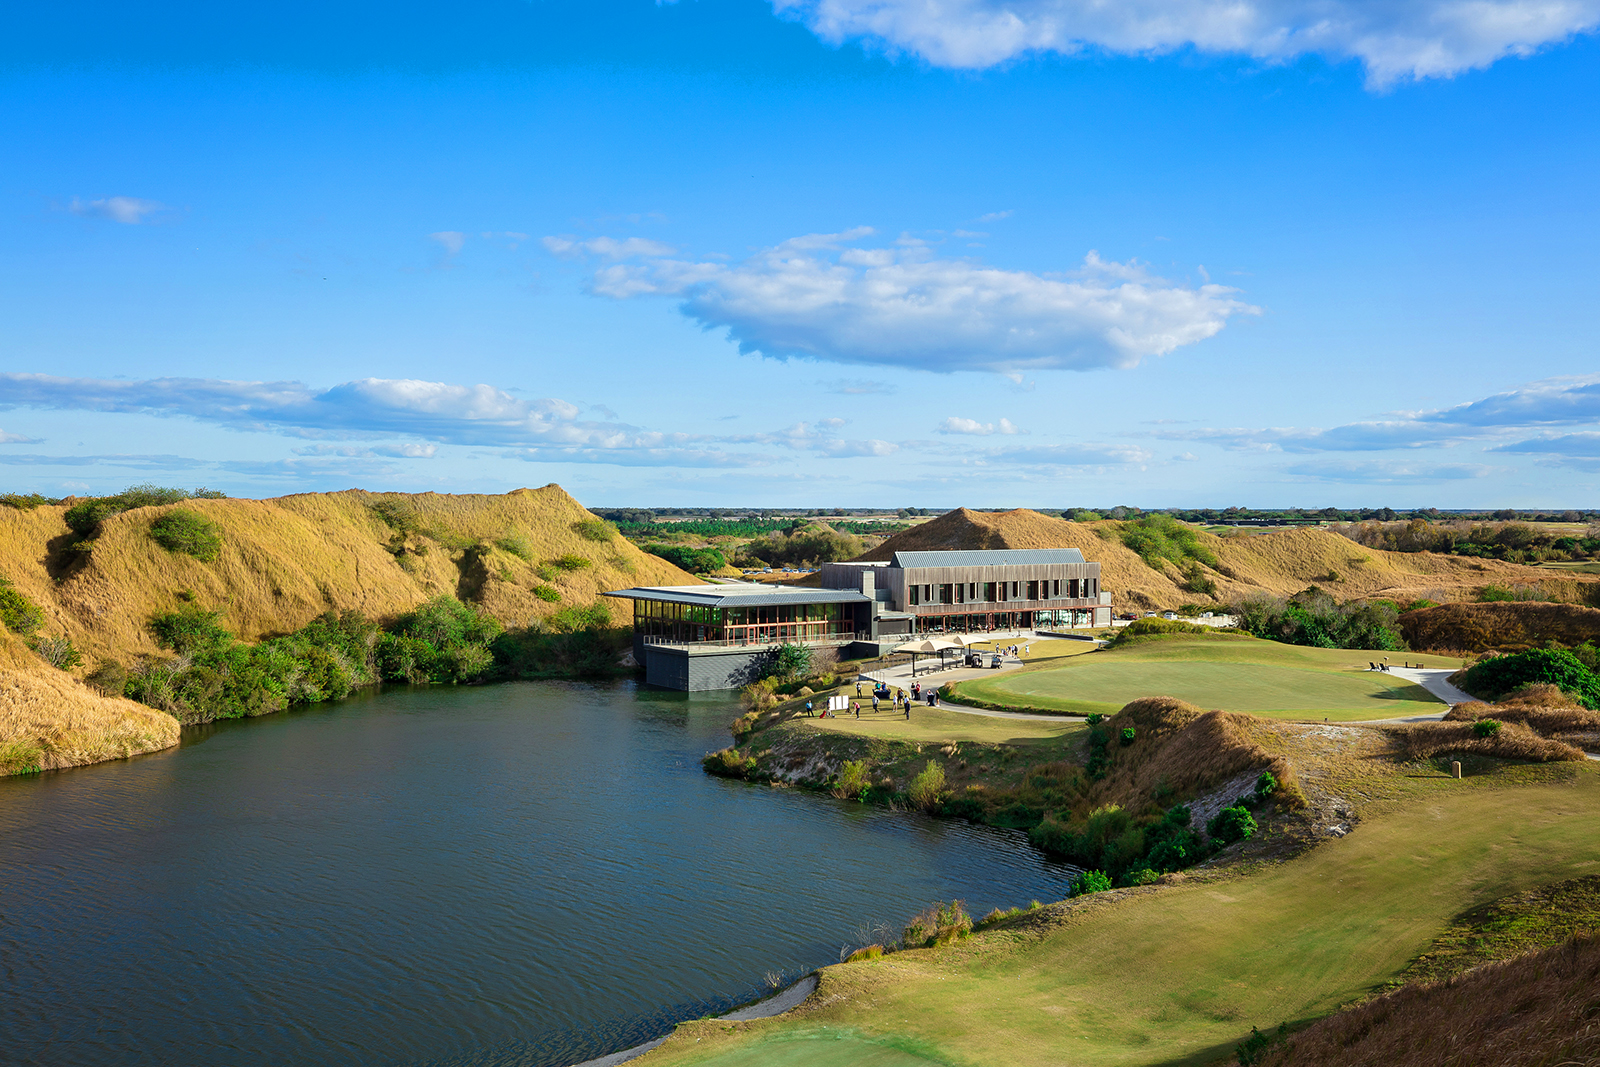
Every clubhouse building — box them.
[605,547,1111,691]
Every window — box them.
[940,584,953,604]
[924,584,933,602]
[909,585,920,606]
[969,583,977,600]
[983,582,996,602]
[955,583,965,604]
[1052,579,1060,597]
[1011,581,1019,599]
[1026,580,1038,600]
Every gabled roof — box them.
[889,548,1087,569]
[602,583,871,608]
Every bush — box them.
[149,604,231,654]
[29,635,82,671]
[378,596,504,683]
[1120,513,1219,569]
[1085,712,1104,725]
[572,518,617,542]
[833,759,872,800]
[1472,718,1503,738]
[551,554,591,571]
[908,760,946,812]
[0,577,44,636]
[1207,805,1258,845]
[534,585,562,602]
[85,659,127,697]
[1255,771,1278,798]
[1128,868,1160,886]
[1073,870,1113,895]
[0,492,58,510]
[65,484,216,536]
[901,900,971,948]
[702,747,758,779]
[495,533,534,560]
[643,543,728,573]
[1120,726,1137,745]
[1234,588,1404,651]
[764,642,813,683]
[148,508,224,562]
[1462,648,1600,709]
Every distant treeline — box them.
[1061,506,1598,524]
[1334,519,1600,564]
[613,516,902,540]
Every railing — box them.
[637,631,869,650]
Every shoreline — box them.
[568,974,820,1067]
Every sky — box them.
[2,0,1599,509]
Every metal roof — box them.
[602,583,871,608]
[889,548,1087,569]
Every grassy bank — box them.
[642,762,1600,1067]
[950,636,1460,721]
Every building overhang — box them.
[603,583,872,610]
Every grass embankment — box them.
[1401,599,1600,652]
[950,635,1455,721]
[0,634,177,775]
[641,763,1600,1067]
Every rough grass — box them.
[1395,874,1600,987]
[1250,933,1600,1067]
[951,637,1450,721]
[851,508,1599,612]
[1401,599,1600,652]
[645,767,1600,1067]
[0,635,178,775]
[1383,719,1585,763]
[0,486,694,668]
[1443,688,1600,749]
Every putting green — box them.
[951,636,1452,721]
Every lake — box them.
[0,680,1078,1066]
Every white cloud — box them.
[938,416,1024,435]
[69,196,164,224]
[430,231,466,264]
[988,442,1152,466]
[0,429,41,444]
[294,442,439,459]
[542,235,677,260]
[1285,459,1496,482]
[771,0,1600,85]
[564,229,1255,373]
[733,419,900,457]
[977,210,1013,222]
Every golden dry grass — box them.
[852,508,1599,610]
[0,485,695,667]
[1441,688,1600,750]
[1384,719,1585,763]
[1400,600,1600,651]
[1251,932,1600,1067]
[0,635,178,775]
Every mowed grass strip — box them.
[644,766,1600,1067]
[952,637,1456,721]
[800,706,1082,745]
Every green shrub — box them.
[1085,712,1104,725]
[534,585,561,602]
[85,659,127,697]
[0,492,58,510]
[901,900,971,948]
[1207,805,1258,844]
[377,596,503,683]
[551,554,591,571]
[0,577,44,636]
[1120,513,1219,569]
[1233,588,1403,651]
[762,642,813,683]
[1462,648,1600,709]
[29,635,82,671]
[1120,726,1137,745]
[495,533,534,560]
[908,760,946,812]
[1128,868,1160,886]
[64,484,213,536]
[1255,771,1278,798]
[148,508,224,562]
[149,604,231,654]
[702,747,758,778]
[833,759,872,800]
[1074,869,1113,895]
[1472,718,1503,738]
[572,517,617,542]
[643,543,728,573]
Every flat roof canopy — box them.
[889,548,1087,568]
[603,583,872,609]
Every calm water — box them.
[1,681,1077,1067]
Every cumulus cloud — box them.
[560,229,1255,373]
[770,0,1600,85]
[69,196,164,224]
[938,416,1024,435]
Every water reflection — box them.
[1,680,1075,1067]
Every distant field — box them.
[950,636,1458,721]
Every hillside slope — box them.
[0,633,179,775]
[0,485,696,668]
[855,509,1598,610]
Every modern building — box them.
[818,548,1111,635]
[605,547,1111,691]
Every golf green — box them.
[952,637,1449,721]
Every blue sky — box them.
[3,0,1598,508]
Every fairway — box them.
[643,766,1600,1067]
[952,636,1453,721]
[802,706,1081,745]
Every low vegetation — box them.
[642,543,728,573]
[1399,600,1600,655]
[1336,516,1600,565]
[64,484,226,538]
[148,508,225,562]
[1458,647,1600,708]
[735,523,864,568]
[0,574,44,636]
[1233,587,1405,651]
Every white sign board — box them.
[828,694,850,712]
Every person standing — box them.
[871,693,879,712]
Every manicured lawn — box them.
[800,706,1081,745]
[951,636,1459,721]
[643,765,1600,1067]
